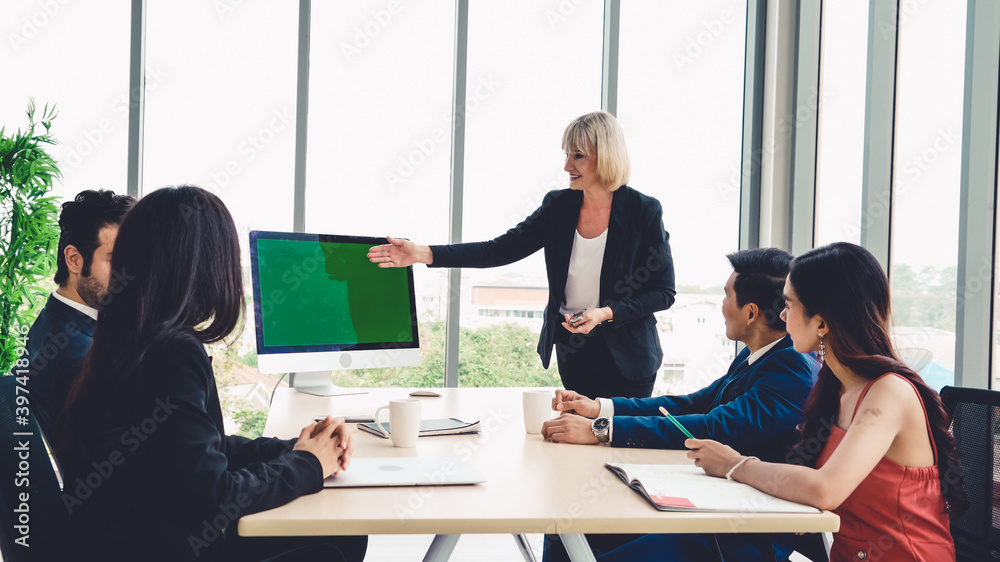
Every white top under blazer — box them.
[559,228,608,316]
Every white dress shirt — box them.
[52,290,99,321]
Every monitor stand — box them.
[289,372,367,397]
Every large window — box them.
[145,0,298,237]
[1,2,130,204]
[889,1,966,391]
[144,0,299,436]
[618,0,747,395]
[813,0,867,247]
[304,1,454,389]
[456,0,604,388]
[8,2,1000,411]
[996,157,1000,390]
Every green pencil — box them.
[658,406,695,439]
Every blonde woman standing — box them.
[369,111,675,400]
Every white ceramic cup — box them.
[374,398,422,447]
[523,389,554,434]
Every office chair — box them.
[0,375,69,561]
[940,385,1000,562]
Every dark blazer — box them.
[59,332,320,561]
[20,295,96,437]
[610,335,819,463]
[430,186,675,381]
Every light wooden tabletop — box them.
[238,387,839,538]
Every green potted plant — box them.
[0,100,62,375]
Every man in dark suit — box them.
[541,248,820,561]
[19,190,134,436]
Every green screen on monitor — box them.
[251,232,418,352]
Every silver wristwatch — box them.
[591,417,610,444]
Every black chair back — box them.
[940,385,1000,562]
[0,375,68,561]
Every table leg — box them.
[512,533,538,562]
[421,534,461,562]
[559,534,597,562]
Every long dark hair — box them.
[790,243,967,515]
[56,186,244,456]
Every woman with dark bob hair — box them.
[686,242,966,562]
[55,186,367,562]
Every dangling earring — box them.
[818,334,826,362]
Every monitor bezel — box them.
[249,230,420,358]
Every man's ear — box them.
[63,244,84,276]
[746,302,759,322]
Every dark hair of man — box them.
[789,242,968,516]
[725,247,793,332]
[53,189,135,286]
[56,186,244,457]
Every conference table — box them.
[239,387,839,561]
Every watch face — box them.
[593,417,609,431]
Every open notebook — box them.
[324,457,487,488]
[606,463,819,513]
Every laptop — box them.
[323,457,487,488]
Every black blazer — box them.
[21,295,96,436]
[430,186,675,380]
[58,332,321,561]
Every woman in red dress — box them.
[688,242,967,562]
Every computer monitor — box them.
[249,230,420,395]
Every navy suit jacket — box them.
[430,186,676,380]
[19,295,96,437]
[610,335,819,463]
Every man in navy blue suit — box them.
[541,248,820,562]
[19,190,134,436]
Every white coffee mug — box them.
[374,398,422,447]
[523,389,553,434]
